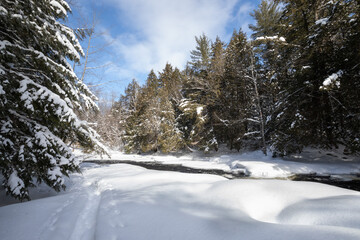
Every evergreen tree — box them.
[122,79,142,153]
[123,66,184,153]
[0,0,106,200]
[271,0,360,155]
[181,34,218,152]
[209,36,226,98]
[157,64,184,152]
[137,70,162,152]
[249,0,282,38]
[217,29,252,150]
[188,33,212,75]
[248,0,285,155]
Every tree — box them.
[74,12,112,84]
[0,0,106,200]
[188,33,212,75]
[245,43,268,155]
[249,0,282,39]
[157,64,184,152]
[247,0,285,155]
[136,70,162,152]
[216,29,252,150]
[92,92,123,149]
[181,34,219,152]
[270,0,360,155]
[121,79,142,153]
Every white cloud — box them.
[103,0,244,81]
[232,2,257,37]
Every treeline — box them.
[99,0,359,156]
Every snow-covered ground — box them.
[1,163,360,240]
[77,148,360,178]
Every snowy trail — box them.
[68,191,102,240]
[1,163,360,240]
[37,176,104,240]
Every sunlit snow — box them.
[1,163,360,240]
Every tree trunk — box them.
[250,45,267,156]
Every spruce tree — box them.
[137,70,162,152]
[0,0,106,200]
[122,79,142,153]
[157,64,184,152]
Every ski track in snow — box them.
[37,173,104,240]
[68,191,102,240]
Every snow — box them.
[50,1,67,16]
[76,148,360,178]
[1,163,360,240]
[316,17,330,26]
[255,36,286,42]
[320,70,343,90]
[0,6,8,15]
[11,14,23,19]
[8,171,25,196]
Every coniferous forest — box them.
[105,0,360,156]
[0,0,359,201]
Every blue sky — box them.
[69,0,261,99]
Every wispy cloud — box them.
[233,1,257,37]
[75,0,258,92]
[102,0,250,81]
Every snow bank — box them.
[1,164,360,240]
[76,148,360,178]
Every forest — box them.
[95,0,360,158]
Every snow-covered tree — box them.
[122,79,142,153]
[0,0,106,200]
[270,0,360,155]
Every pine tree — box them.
[271,0,360,155]
[181,34,218,152]
[248,0,285,155]
[249,0,282,39]
[216,29,252,150]
[0,0,106,200]
[188,33,212,75]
